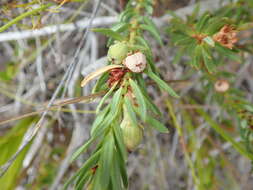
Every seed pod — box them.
[107,42,128,64]
[120,106,143,152]
[124,52,147,73]
[214,79,230,92]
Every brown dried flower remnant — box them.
[192,33,207,44]
[213,25,238,49]
[107,68,128,87]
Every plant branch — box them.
[0,3,53,33]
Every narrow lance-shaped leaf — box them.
[113,122,127,161]
[140,24,163,46]
[124,97,138,126]
[91,105,110,136]
[129,79,147,122]
[146,117,169,133]
[91,88,123,138]
[98,131,115,189]
[115,149,128,188]
[110,153,123,190]
[146,70,179,98]
[96,82,118,113]
[92,28,126,41]
[64,150,101,189]
[202,47,216,73]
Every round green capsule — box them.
[107,42,128,64]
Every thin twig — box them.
[0,91,105,126]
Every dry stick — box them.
[0,0,229,178]
[0,3,53,32]
[0,91,106,126]
[0,0,102,177]
[0,77,197,126]
[49,1,103,189]
[0,0,227,42]
[166,100,200,186]
[0,91,103,176]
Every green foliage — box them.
[0,118,36,190]
[0,63,18,81]
[1,0,253,189]
[67,0,176,189]
[166,7,244,72]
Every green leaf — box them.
[115,149,128,188]
[0,64,17,81]
[113,123,127,161]
[202,47,216,73]
[111,22,130,33]
[215,45,241,62]
[91,105,110,136]
[188,3,200,23]
[75,172,92,190]
[124,97,138,126]
[175,36,194,46]
[146,117,169,133]
[92,28,125,41]
[64,150,101,190]
[110,154,122,190]
[143,16,162,44]
[196,13,211,32]
[196,108,253,160]
[107,22,130,47]
[119,9,136,22]
[110,87,123,112]
[140,24,163,46]
[70,138,95,162]
[128,44,148,52]
[136,75,161,115]
[96,82,117,113]
[206,17,229,35]
[192,45,202,69]
[0,118,35,190]
[92,88,123,138]
[99,132,115,189]
[129,79,147,121]
[146,70,179,98]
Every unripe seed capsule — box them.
[120,106,143,152]
[107,42,129,64]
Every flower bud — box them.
[107,42,128,64]
[124,52,147,73]
[120,106,143,152]
[214,79,230,93]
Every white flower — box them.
[124,52,147,73]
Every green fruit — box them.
[120,107,143,151]
[107,42,128,64]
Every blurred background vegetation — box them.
[0,0,253,189]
